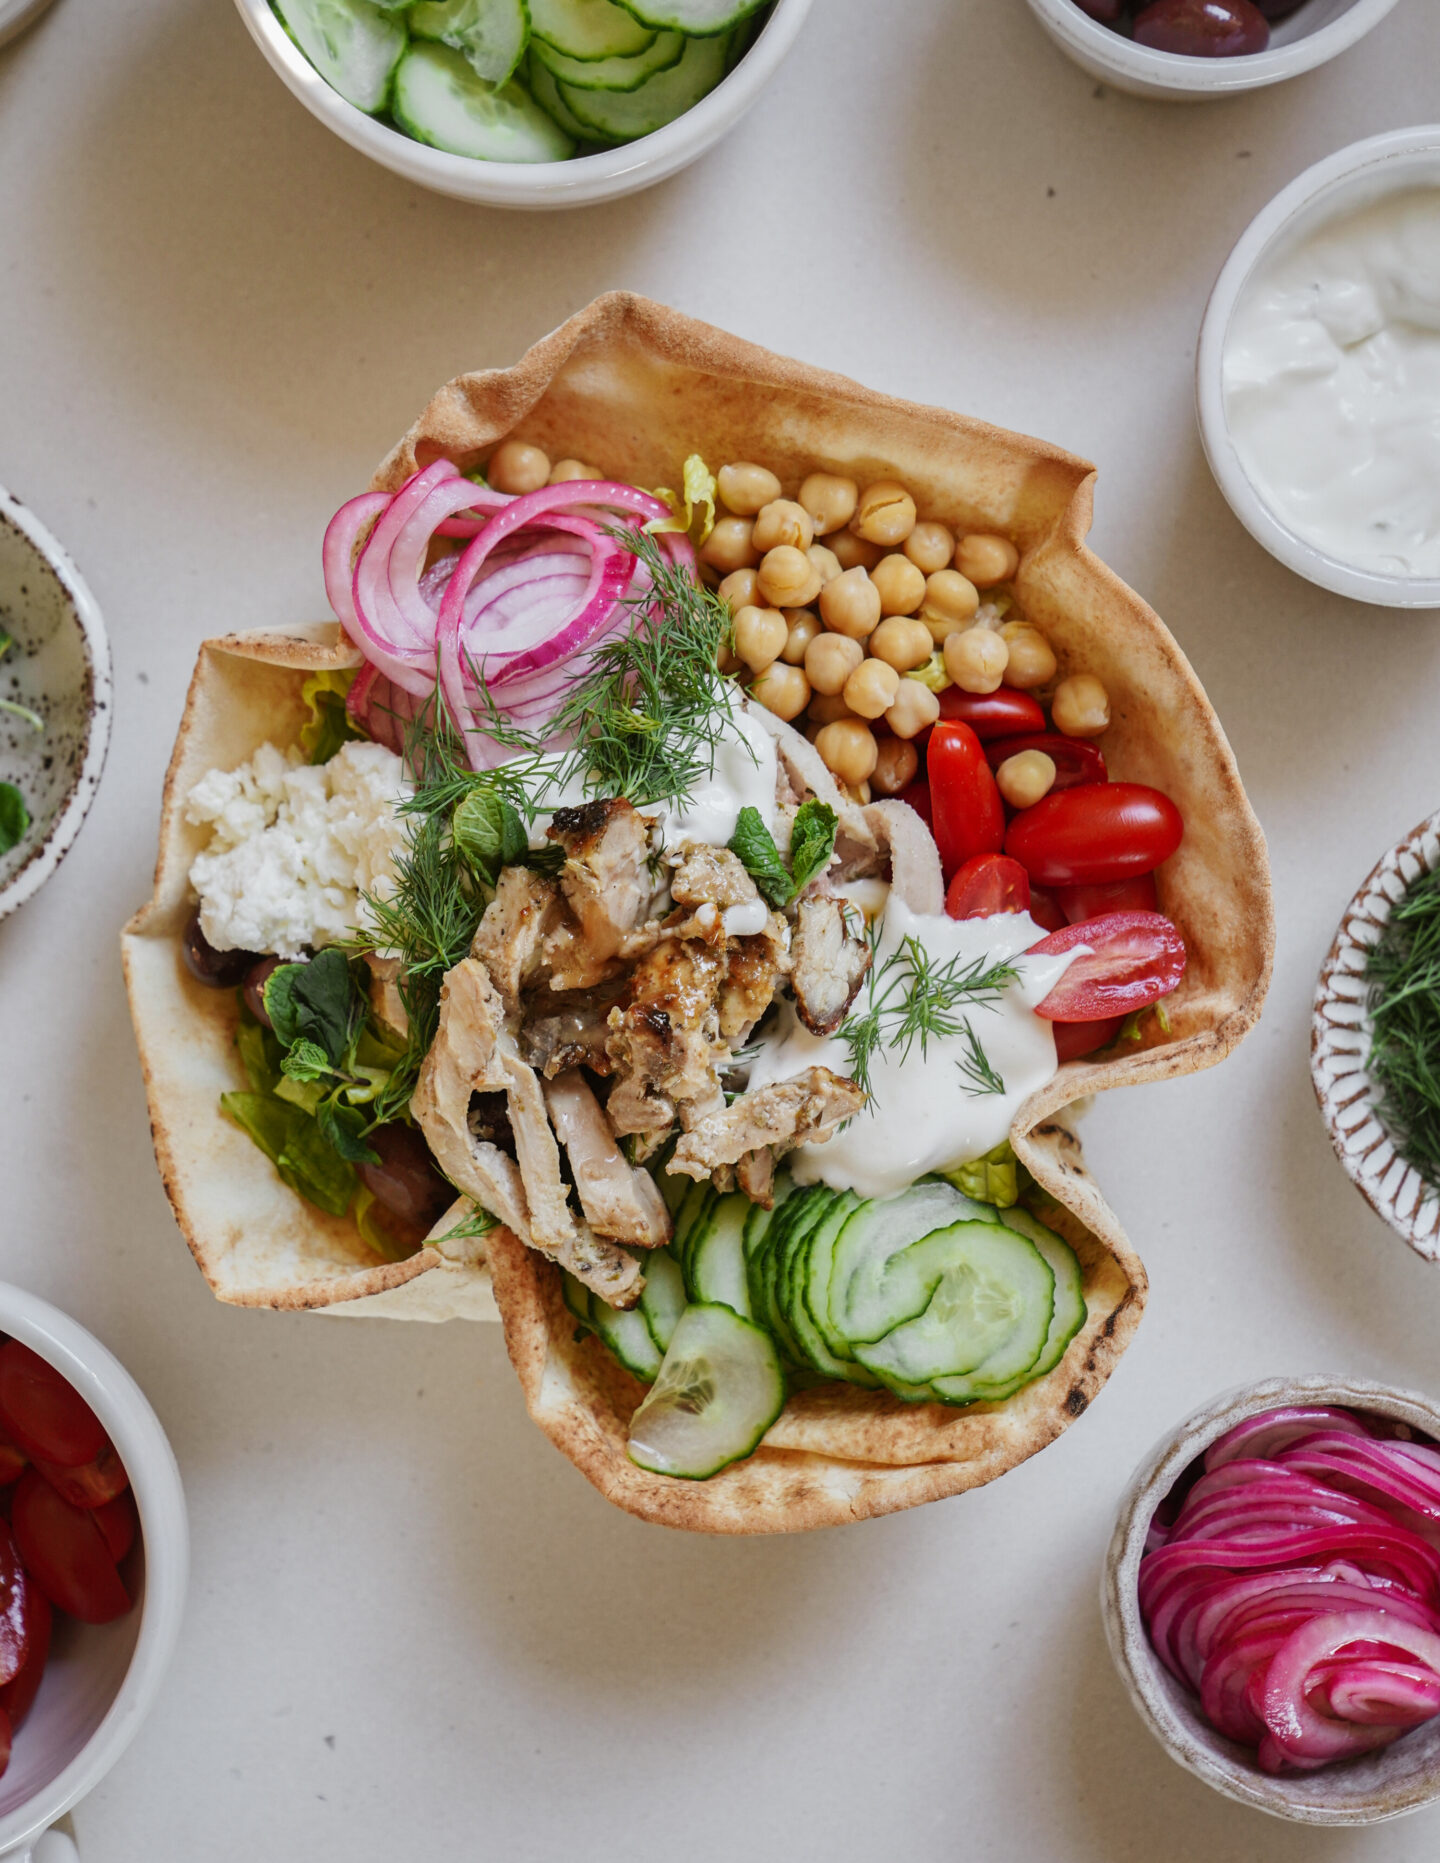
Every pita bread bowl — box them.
[124,294,1273,1533]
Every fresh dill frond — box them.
[1365,862,1440,1195]
[839,938,1019,1109]
[433,1201,498,1243]
[955,1022,1006,1097]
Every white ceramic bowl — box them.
[1104,1375,1440,1824]
[1025,0,1398,100]
[0,1285,187,1860]
[0,490,111,925]
[0,0,57,49]
[232,0,813,209]
[1196,127,1440,608]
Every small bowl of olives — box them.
[1025,0,1400,99]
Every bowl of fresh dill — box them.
[1313,814,1440,1258]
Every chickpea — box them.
[548,457,600,484]
[757,545,822,609]
[717,462,782,517]
[1051,673,1110,739]
[718,640,743,676]
[752,499,814,553]
[843,657,902,720]
[845,780,873,806]
[869,616,933,674]
[871,554,927,617]
[819,565,881,640]
[944,626,1009,695]
[885,679,941,741]
[781,609,821,665]
[798,472,858,536]
[804,630,865,696]
[871,736,919,797]
[487,441,550,495]
[808,691,860,726]
[829,530,884,572]
[996,750,1056,811]
[733,605,788,674]
[750,661,810,723]
[717,567,761,615]
[956,533,1020,588]
[920,569,981,644]
[808,543,842,585]
[852,480,917,547]
[999,622,1057,690]
[701,516,759,574]
[904,521,955,575]
[815,718,878,787]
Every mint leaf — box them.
[728,807,792,910]
[0,783,28,856]
[281,1038,334,1084]
[263,948,362,1067]
[453,786,528,886]
[317,1094,381,1166]
[788,800,838,897]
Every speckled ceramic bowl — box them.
[1104,1376,1440,1824]
[1312,812,1440,1259]
[0,488,111,924]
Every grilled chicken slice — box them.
[605,935,727,1138]
[519,983,624,1080]
[543,1070,671,1248]
[719,933,786,1046]
[471,867,562,1018]
[790,895,872,1037]
[865,798,944,916]
[670,844,759,912]
[736,1147,776,1206]
[543,798,653,991]
[668,1067,865,1181]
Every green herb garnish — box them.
[1365,862,1440,1192]
[943,1140,1020,1208]
[300,669,363,765]
[841,934,1017,1108]
[0,783,28,856]
[728,799,838,909]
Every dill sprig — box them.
[955,1022,1007,1097]
[1365,863,1440,1193]
[840,935,1017,1106]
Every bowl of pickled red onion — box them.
[1104,1376,1440,1823]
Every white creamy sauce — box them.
[747,901,1078,1201]
[722,898,770,938]
[1223,188,1440,577]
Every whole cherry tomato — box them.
[927,722,1005,881]
[1028,886,1068,935]
[1053,1017,1126,1063]
[31,1441,128,1511]
[94,1490,138,1565]
[1006,784,1183,887]
[937,689,1046,740]
[1029,912,1186,1022]
[12,1470,129,1624]
[895,779,933,834]
[0,1523,30,1686]
[0,1589,50,1734]
[945,854,1031,921]
[1133,0,1269,55]
[985,733,1107,794]
[0,1345,107,1469]
[1057,874,1159,924]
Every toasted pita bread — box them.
[125,295,1271,1526]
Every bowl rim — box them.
[0,488,113,925]
[0,1284,187,1854]
[231,0,814,206]
[1103,1374,1440,1824]
[1195,125,1440,609]
[1025,0,1400,95]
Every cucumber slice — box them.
[409,0,530,85]
[724,8,760,70]
[627,1304,784,1479]
[557,29,726,141]
[590,1286,664,1383]
[998,1207,1086,1383]
[742,1171,800,1263]
[656,1162,692,1218]
[529,0,655,58]
[532,28,684,90]
[785,1193,879,1384]
[673,1180,717,1285]
[687,1193,752,1319]
[639,1249,688,1353]
[561,1269,594,1332]
[828,1180,977,1347]
[392,43,576,161]
[527,56,605,141]
[619,0,764,35]
[749,1184,824,1365]
[271,0,406,113]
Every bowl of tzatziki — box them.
[1197,127,1440,610]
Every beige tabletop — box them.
[3,0,1440,1857]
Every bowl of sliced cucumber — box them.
[235,0,812,208]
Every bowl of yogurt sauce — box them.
[1197,127,1440,609]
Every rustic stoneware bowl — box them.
[1312,812,1440,1259]
[1103,1375,1440,1824]
[0,488,111,924]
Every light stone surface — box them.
[3,0,1440,1856]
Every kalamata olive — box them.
[1133,0,1269,53]
[356,1125,454,1237]
[242,957,284,1027]
[1071,0,1127,20]
[180,907,259,990]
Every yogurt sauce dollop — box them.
[1223,188,1440,578]
[747,900,1079,1201]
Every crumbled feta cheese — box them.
[186,740,412,959]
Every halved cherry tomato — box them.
[32,1440,128,1511]
[1030,911,1186,1022]
[12,1469,129,1624]
[1028,885,1068,934]
[0,1524,30,1687]
[1058,874,1158,924]
[895,779,932,833]
[936,689,1046,740]
[0,1589,51,1734]
[1006,784,1183,887]
[0,1431,26,1489]
[1053,1016,1125,1063]
[945,854,1031,921]
[928,721,1005,880]
[0,1344,107,1469]
[94,1490,138,1565]
[985,732,1107,793]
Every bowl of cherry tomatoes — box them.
[0,1286,186,1858]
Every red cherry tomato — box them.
[1029,912,1186,1022]
[945,854,1031,921]
[0,1345,107,1469]
[985,733,1107,794]
[11,1470,130,1625]
[936,688,1046,740]
[895,779,932,833]
[32,1441,129,1511]
[1006,784,1183,887]
[0,1589,49,1734]
[94,1490,138,1565]
[927,722,1005,880]
[0,1523,30,1687]
[0,1432,26,1489]
[1057,874,1158,924]
[1053,1016,1126,1063]
[1027,886,1068,934]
